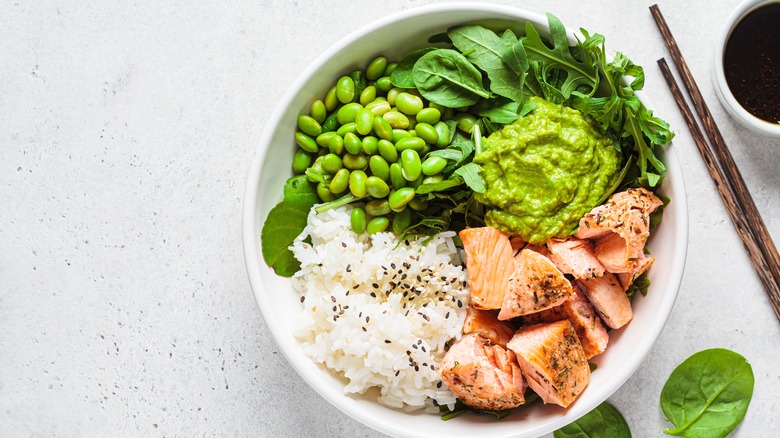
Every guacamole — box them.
[474,97,621,244]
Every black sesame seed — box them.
[372,283,379,289]
[384,340,391,344]
[331,296,336,303]
[341,242,346,248]
[300,296,305,303]
[436,381,442,388]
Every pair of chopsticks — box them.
[649,5,780,322]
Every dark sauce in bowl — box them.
[723,3,780,124]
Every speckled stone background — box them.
[1,0,779,437]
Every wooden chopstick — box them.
[650,4,780,321]
[657,58,780,321]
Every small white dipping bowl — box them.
[243,3,688,437]
[713,0,780,137]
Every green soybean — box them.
[344,132,362,155]
[365,99,391,116]
[361,136,379,155]
[376,76,393,92]
[365,199,391,216]
[434,121,451,148]
[392,207,412,234]
[395,92,424,115]
[316,182,336,202]
[377,139,398,163]
[324,86,339,112]
[349,169,368,197]
[387,88,402,106]
[350,207,367,234]
[366,216,390,234]
[389,163,406,189]
[422,156,447,175]
[415,107,441,125]
[384,62,398,76]
[400,149,421,181]
[337,103,363,125]
[310,100,327,124]
[373,116,394,141]
[295,131,319,153]
[395,136,426,152]
[365,56,387,80]
[336,76,355,104]
[321,153,343,174]
[456,113,479,133]
[422,174,443,185]
[316,131,337,148]
[342,153,368,170]
[414,123,439,145]
[298,115,322,137]
[292,149,313,174]
[408,175,423,188]
[383,111,409,129]
[327,134,344,155]
[359,86,377,106]
[355,108,374,136]
[329,168,350,194]
[336,122,357,137]
[366,176,390,198]
[389,187,415,210]
[408,197,428,211]
[392,128,412,143]
[369,155,390,181]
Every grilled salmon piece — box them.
[578,272,633,329]
[459,227,516,310]
[498,249,573,320]
[547,237,605,280]
[510,236,527,255]
[463,308,516,348]
[507,320,590,407]
[440,334,526,410]
[617,254,655,291]
[521,287,609,359]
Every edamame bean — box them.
[377,139,398,163]
[295,131,319,153]
[342,153,368,170]
[359,86,377,106]
[395,136,426,152]
[349,170,367,197]
[421,156,447,175]
[414,123,439,145]
[373,116,394,141]
[310,100,327,124]
[365,56,387,81]
[389,163,406,189]
[383,111,409,129]
[337,103,363,125]
[400,149,421,181]
[365,176,390,198]
[324,86,339,112]
[395,92,424,115]
[384,62,398,76]
[392,207,412,234]
[457,114,479,133]
[316,182,336,202]
[361,136,378,155]
[336,76,355,104]
[321,153,343,174]
[350,207,367,234]
[387,88,402,106]
[366,216,390,234]
[297,115,322,137]
[365,199,391,216]
[392,128,412,143]
[316,131,337,148]
[376,77,393,92]
[422,174,443,185]
[365,99,391,116]
[344,132,362,155]
[415,107,441,125]
[327,134,344,155]
[355,108,374,136]
[369,155,390,181]
[336,122,357,137]
[329,168,350,194]
[408,174,423,188]
[292,149,313,174]
[408,197,428,211]
[434,121,451,148]
[388,187,415,210]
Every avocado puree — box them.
[474,97,621,244]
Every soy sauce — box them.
[723,3,780,124]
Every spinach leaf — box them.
[554,401,631,438]
[391,48,436,88]
[448,25,527,103]
[412,49,491,108]
[260,175,318,277]
[660,348,754,438]
[471,97,523,124]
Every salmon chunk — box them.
[507,320,590,407]
[440,334,526,410]
[498,249,573,320]
[459,227,516,310]
[578,272,633,329]
[617,254,655,291]
[547,237,605,280]
[463,308,516,348]
[521,287,609,359]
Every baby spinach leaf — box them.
[554,401,631,438]
[471,97,523,124]
[412,49,491,108]
[660,348,754,438]
[260,176,318,277]
[391,48,436,88]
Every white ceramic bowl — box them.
[243,3,688,437]
[713,0,780,137]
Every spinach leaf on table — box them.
[412,49,491,108]
[553,401,631,438]
[660,348,754,438]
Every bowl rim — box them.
[242,2,689,436]
[713,0,780,137]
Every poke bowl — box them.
[243,3,688,437]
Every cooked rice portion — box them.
[291,207,470,411]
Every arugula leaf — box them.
[391,48,436,88]
[413,49,491,108]
[553,402,631,438]
[260,176,318,277]
[660,349,754,438]
[348,70,366,103]
[626,273,650,301]
[453,162,485,193]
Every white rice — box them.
[290,206,470,412]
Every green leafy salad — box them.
[262,13,673,277]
